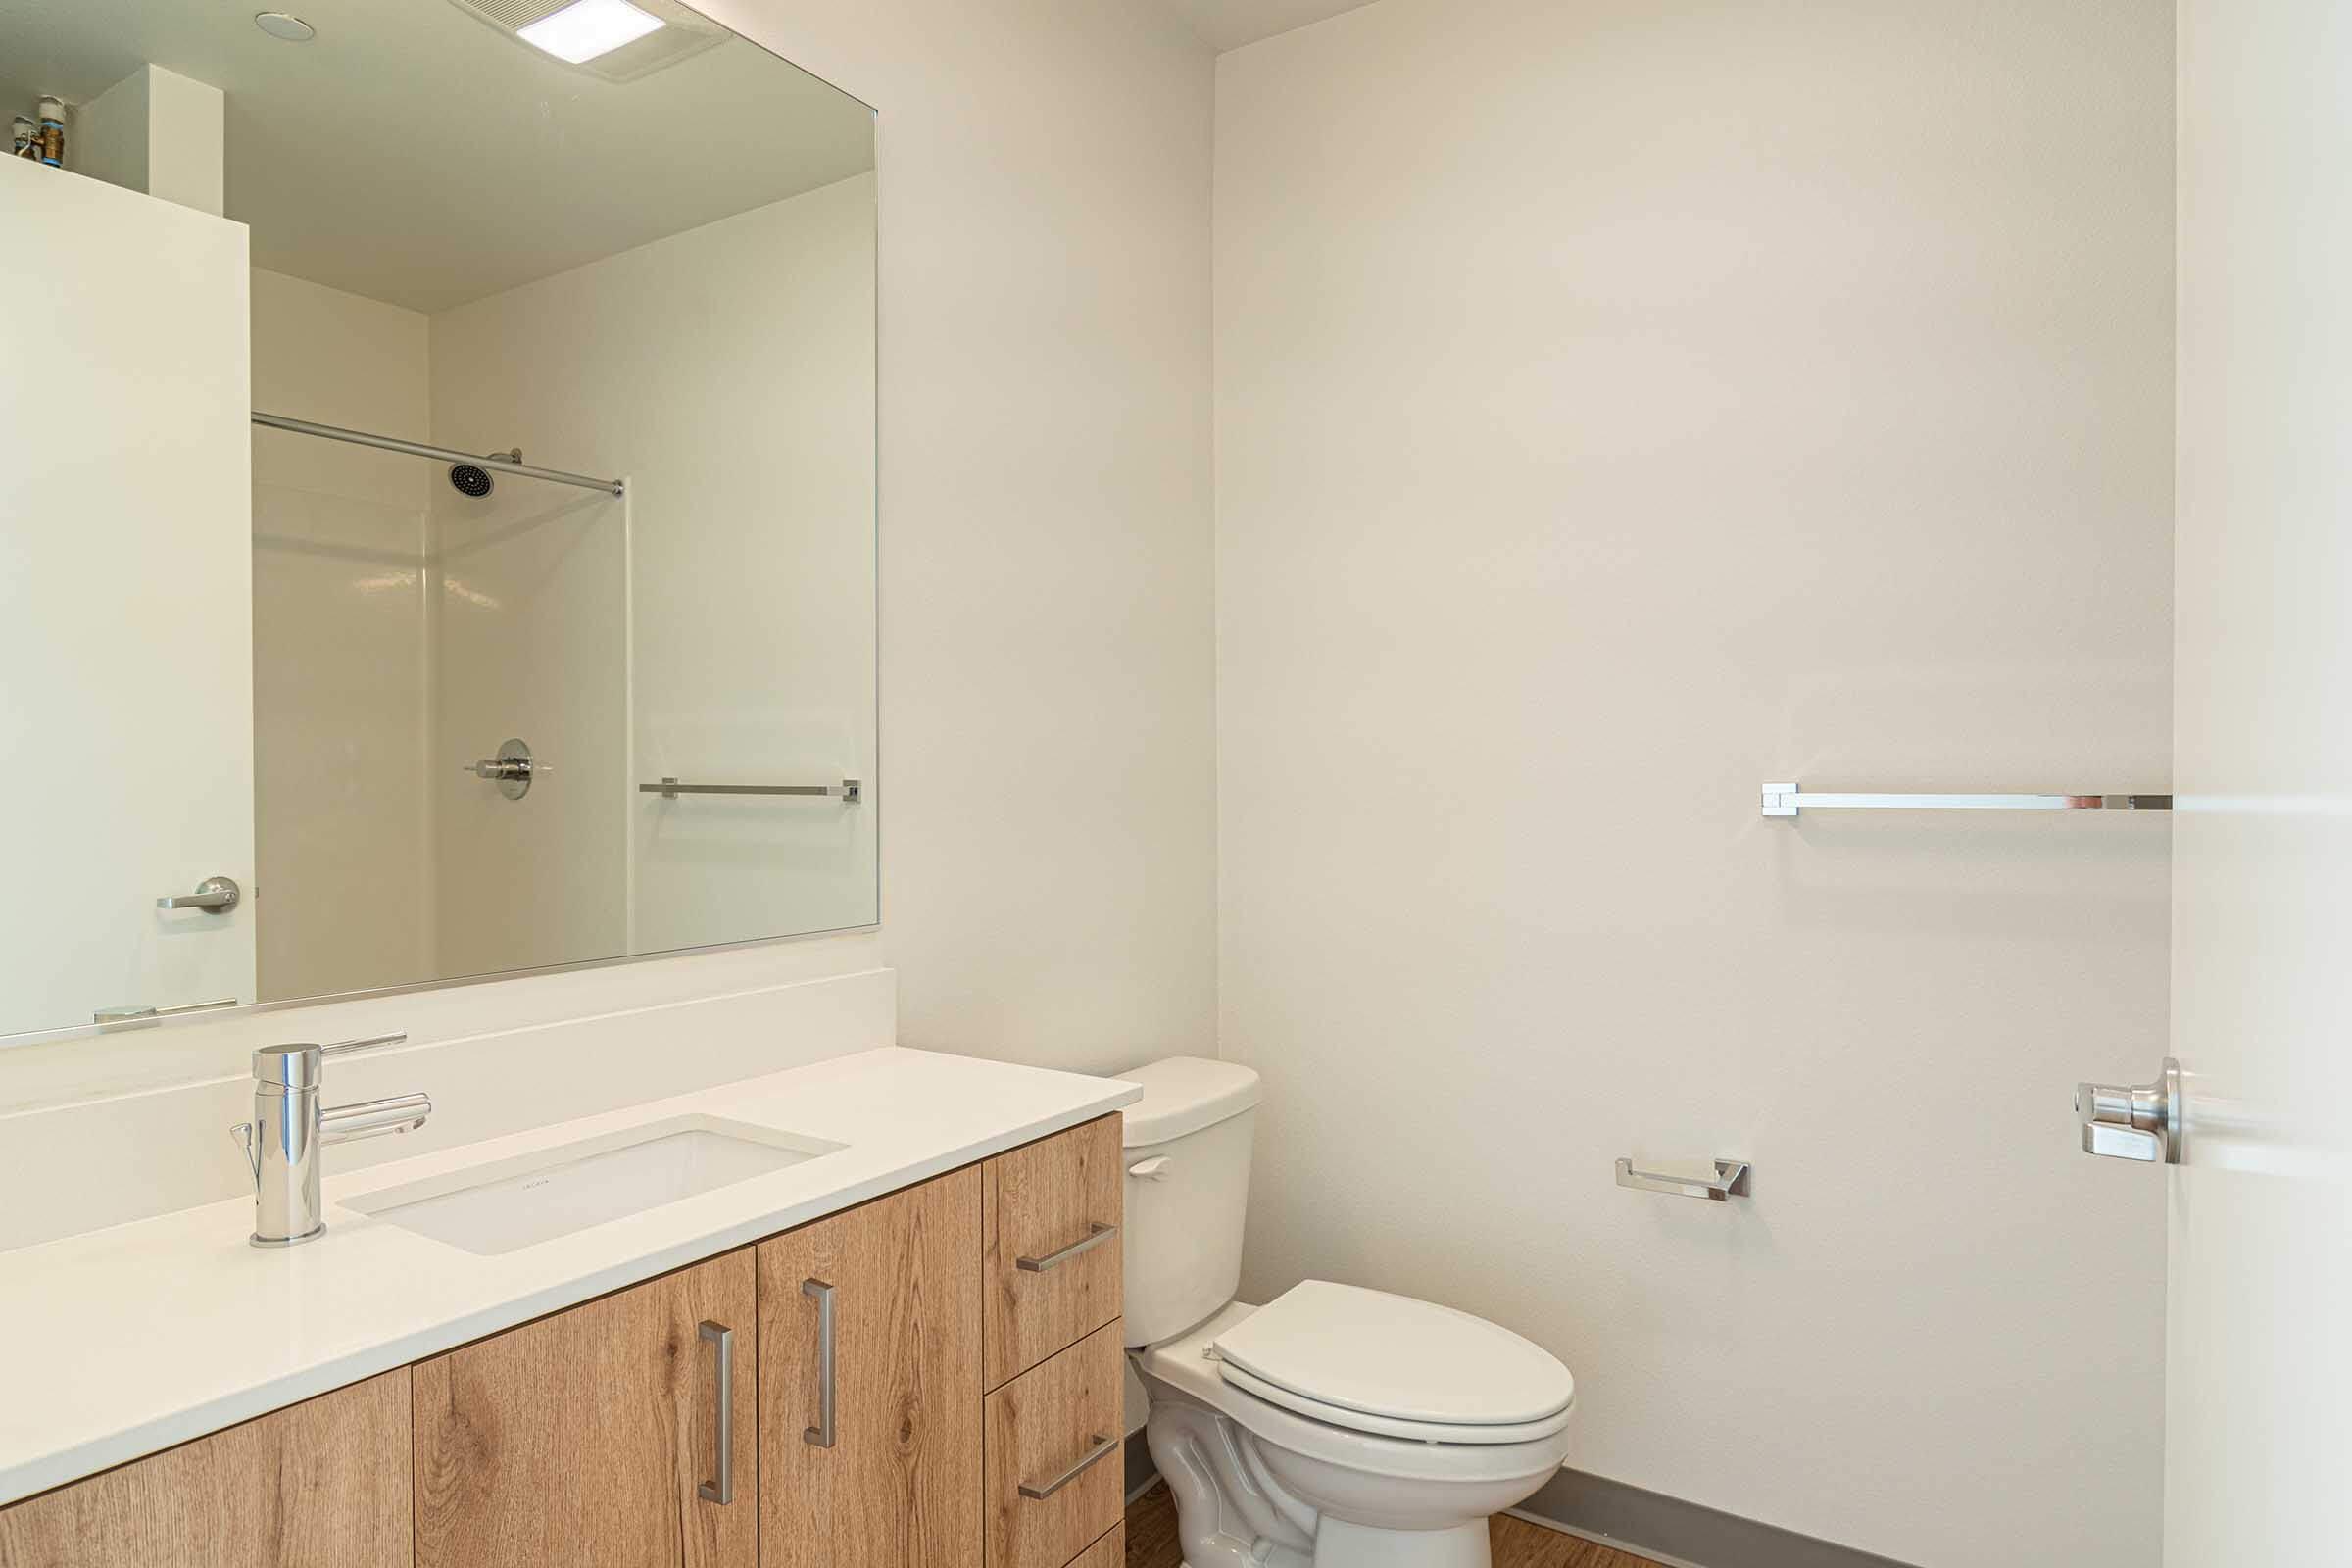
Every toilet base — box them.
[1312,1518,1488,1568]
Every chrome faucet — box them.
[231,1033,432,1248]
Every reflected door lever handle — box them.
[157,876,240,913]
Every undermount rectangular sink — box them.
[344,1114,845,1256]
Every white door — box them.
[2160,2,2352,1561]
[0,158,255,1034]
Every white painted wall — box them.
[1213,4,2172,1566]
[74,65,224,217]
[428,174,878,961]
[251,269,435,1002]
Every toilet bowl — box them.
[1120,1059,1576,1568]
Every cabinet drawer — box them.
[983,1114,1123,1389]
[1066,1524,1122,1568]
[983,1321,1124,1568]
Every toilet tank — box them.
[1119,1056,1261,1347]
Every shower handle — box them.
[463,739,543,800]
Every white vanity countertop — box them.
[0,1047,1140,1507]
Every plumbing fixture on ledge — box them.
[464,738,542,800]
[231,1032,431,1247]
[1615,1157,1750,1200]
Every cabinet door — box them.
[0,1370,411,1568]
[983,1116,1123,1388]
[760,1168,983,1568]
[413,1250,756,1568]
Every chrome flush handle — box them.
[2075,1057,2183,1164]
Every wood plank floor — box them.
[1124,1481,1668,1568]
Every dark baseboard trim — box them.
[1515,1468,1921,1568]
[1120,1444,1916,1568]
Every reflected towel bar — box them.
[643,777,862,803]
[253,411,625,498]
[1761,782,2171,818]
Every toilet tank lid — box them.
[1119,1056,1260,1147]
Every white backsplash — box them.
[0,935,891,1252]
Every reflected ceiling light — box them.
[515,0,664,63]
[253,12,316,41]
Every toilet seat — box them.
[1209,1280,1575,1445]
[1139,1301,1576,1484]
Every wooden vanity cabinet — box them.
[0,1114,1125,1568]
[0,1371,413,1568]
[758,1168,984,1568]
[411,1249,757,1568]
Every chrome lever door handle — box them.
[157,876,240,913]
[2076,1057,2182,1164]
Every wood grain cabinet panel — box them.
[760,1167,984,1568]
[0,1371,412,1568]
[1066,1524,1122,1568]
[983,1321,1124,1568]
[983,1115,1123,1389]
[412,1249,757,1568]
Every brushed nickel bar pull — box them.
[1615,1158,1749,1200]
[698,1321,735,1503]
[802,1279,836,1448]
[1016,1221,1118,1272]
[253,411,624,497]
[1019,1434,1118,1500]
[1761,781,2171,818]
[642,777,862,804]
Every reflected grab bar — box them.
[642,778,861,803]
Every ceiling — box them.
[0,0,873,313]
[1156,0,1382,52]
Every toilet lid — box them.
[1211,1281,1575,1431]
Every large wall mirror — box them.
[1,0,877,1043]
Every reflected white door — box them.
[0,159,255,1033]
[2166,3,2352,1561]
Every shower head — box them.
[447,448,521,499]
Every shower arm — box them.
[252,411,624,498]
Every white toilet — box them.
[1122,1057,1576,1568]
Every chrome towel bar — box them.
[1761,781,2171,818]
[642,777,861,803]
